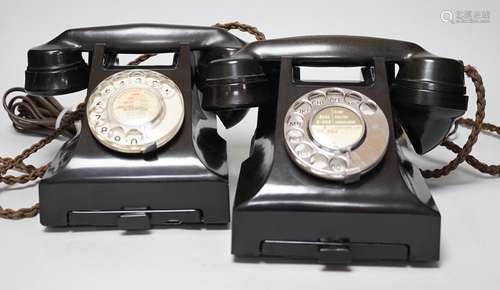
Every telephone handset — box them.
[202,36,468,263]
[20,24,245,229]
[204,36,467,153]
[25,24,244,95]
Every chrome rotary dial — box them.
[283,87,389,182]
[86,69,184,154]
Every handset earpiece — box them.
[202,56,269,128]
[25,45,89,96]
[391,56,468,154]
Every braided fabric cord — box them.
[421,65,499,178]
[213,21,266,41]
[0,25,498,219]
[0,103,85,219]
[0,22,266,219]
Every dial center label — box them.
[111,87,162,126]
[309,106,364,150]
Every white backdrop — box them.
[0,0,499,289]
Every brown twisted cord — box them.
[0,103,84,177]
[0,204,39,219]
[0,103,84,219]
[442,140,500,176]
[0,103,85,175]
[420,65,499,178]
[213,21,266,41]
[2,87,77,138]
[127,53,158,66]
[1,25,498,218]
[0,157,36,173]
[458,117,500,135]
[436,117,500,176]
[0,22,266,220]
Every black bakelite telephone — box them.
[202,36,469,263]
[19,24,246,229]
[2,23,497,266]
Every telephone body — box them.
[25,24,245,229]
[202,36,468,263]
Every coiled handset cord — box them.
[1,23,499,219]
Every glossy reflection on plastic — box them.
[87,69,184,154]
[283,87,389,182]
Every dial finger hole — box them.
[294,143,313,159]
[130,71,145,78]
[360,101,378,115]
[92,105,104,115]
[287,129,304,144]
[308,93,326,106]
[330,157,347,173]
[293,101,312,115]
[286,114,304,128]
[130,71,145,83]
[89,108,105,125]
[91,95,104,107]
[326,89,345,103]
[125,129,144,145]
[103,85,114,95]
[162,84,175,98]
[97,125,109,135]
[108,127,125,143]
[344,93,363,104]
[310,153,329,169]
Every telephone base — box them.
[232,209,439,264]
[230,58,441,264]
[39,178,229,228]
[36,43,231,229]
[38,105,230,229]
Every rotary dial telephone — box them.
[3,23,248,229]
[201,36,493,263]
[1,23,498,266]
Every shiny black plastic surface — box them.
[228,58,440,263]
[203,36,468,153]
[25,24,245,96]
[200,36,466,263]
[35,25,245,228]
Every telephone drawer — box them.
[261,240,408,264]
[68,209,201,230]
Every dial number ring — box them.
[86,69,184,154]
[283,87,389,182]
